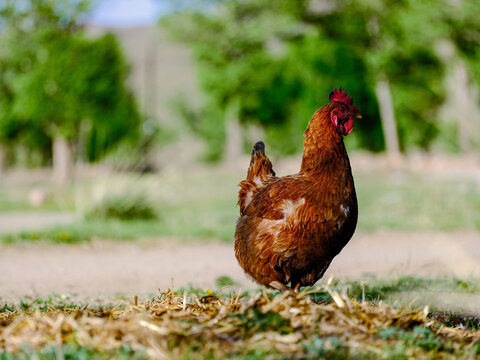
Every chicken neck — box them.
[300,104,349,175]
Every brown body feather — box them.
[235,104,358,289]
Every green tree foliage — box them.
[448,0,480,84]
[163,0,299,158]
[163,0,480,156]
[267,29,383,153]
[161,0,386,155]
[294,0,447,150]
[0,0,141,165]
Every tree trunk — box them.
[436,39,479,153]
[452,59,474,153]
[375,77,400,156]
[144,46,157,118]
[247,123,265,146]
[52,135,72,184]
[0,144,5,179]
[224,101,242,167]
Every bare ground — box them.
[1,230,479,301]
[0,212,76,235]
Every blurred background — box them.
[0,0,479,302]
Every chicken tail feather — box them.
[247,141,275,180]
[252,141,266,155]
[238,141,276,215]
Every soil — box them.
[1,230,479,301]
[0,212,76,235]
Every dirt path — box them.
[0,212,76,235]
[1,230,479,301]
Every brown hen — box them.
[235,87,361,291]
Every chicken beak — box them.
[354,113,362,119]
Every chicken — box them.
[235,87,361,292]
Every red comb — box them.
[329,87,353,106]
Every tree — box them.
[443,0,480,153]
[287,0,449,154]
[285,0,480,153]
[163,0,480,156]
[0,0,142,181]
[161,0,406,156]
[162,0,298,162]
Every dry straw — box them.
[1,286,479,358]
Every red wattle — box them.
[342,117,354,135]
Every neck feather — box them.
[300,104,347,174]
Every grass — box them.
[85,191,158,221]
[0,345,146,360]
[1,281,479,359]
[0,219,197,244]
[0,178,78,213]
[356,170,480,231]
[330,276,480,299]
[3,275,477,315]
[315,276,480,317]
[0,163,479,244]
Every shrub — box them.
[86,192,158,221]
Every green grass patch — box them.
[0,220,170,244]
[356,170,480,231]
[329,276,480,300]
[85,191,158,221]
[0,294,124,316]
[0,345,147,360]
[0,181,79,212]
[304,276,480,316]
[0,165,479,243]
